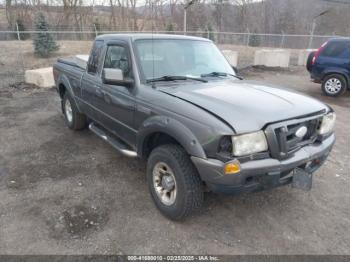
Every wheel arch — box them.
[58,83,67,98]
[322,69,350,88]
[57,74,82,111]
[137,116,206,159]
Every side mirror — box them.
[102,68,134,87]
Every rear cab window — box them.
[87,40,104,74]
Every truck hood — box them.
[159,80,328,133]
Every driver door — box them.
[95,42,136,146]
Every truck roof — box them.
[95,33,211,42]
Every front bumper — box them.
[191,133,335,194]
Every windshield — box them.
[134,39,235,81]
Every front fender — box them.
[137,115,207,159]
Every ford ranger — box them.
[53,34,336,220]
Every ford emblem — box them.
[295,126,308,138]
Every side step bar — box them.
[89,123,137,158]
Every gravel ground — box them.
[0,66,349,255]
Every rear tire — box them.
[62,92,87,130]
[322,74,347,97]
[147,144,204,220]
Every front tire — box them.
[322,74,347,97]
[62,93,87,130]
[147,144,204,220]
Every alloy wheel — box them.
[65,99,73,123]
[325,78,342,94]
[152,162,177,206]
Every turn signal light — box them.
[224,162,241,175]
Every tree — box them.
[203,23,215,42]
[93,18,102,36]
[15,19,29,40]
[249,31,261,47]
[33,12,59,58]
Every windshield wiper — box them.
[146,75,207,83]
[201,72,243,80]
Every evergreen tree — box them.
[166,23,175,34]
[33,13,59,57]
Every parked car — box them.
[308,38,350,96]
[53,34,335,220]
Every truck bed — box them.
[54,57,87,93]
[57,57,86,70]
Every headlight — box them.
[232,131,268,156]
[318,112,336,135]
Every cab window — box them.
[104,45,131,78]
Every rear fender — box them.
[322,67,350,87]
[57,74,82,112]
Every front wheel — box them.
[147,144,204,220]
[322,74,347,97]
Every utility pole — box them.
[308,9,331,49]
[183,0,196,35]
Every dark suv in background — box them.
[309,38,350,97]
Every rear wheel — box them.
[147,144,204,220]
[62,93,87,130]
[322,74,347,97]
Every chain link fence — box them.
[0,30,340,88]
[0,30,337,48]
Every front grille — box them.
[266,117,322,160]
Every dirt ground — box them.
[0,41,92,87]
[0,66,349,255]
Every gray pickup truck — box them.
[53,34,336,220]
